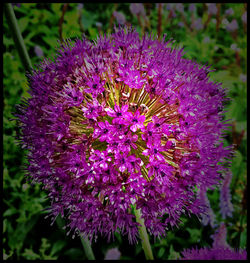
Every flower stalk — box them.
[4,3,32,72]
[134,208,154,260]
[80,235,95,260]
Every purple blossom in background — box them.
[242,11,247,24]
[212,223,230,249]
[222,18,229,26]
[230,43,240,52]
[175,3,184,14]
[239,74,247,83]
[189,3,196,13]
[180,219,247,259]
[77,3,84,11]
[198,187,215,227]
[226,19,238,32]
[34,45,44,58]
[113,11,126,25]
[191,18,204,30]
[104,247,121,260]
[180,247,247,260]
[225,8,234,16]
[12,3,21,8]
[166,3,173,11]
[178,21,185,28]
[129,3,145,16]
[203,36,211,43]
[15,27,232,243]
[207,3,218,15]
[220,172,234,219]
[211,18,217,24]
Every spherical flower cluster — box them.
[16,27,232,243]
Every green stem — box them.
[80,235,95,260]
[4,3,32,73]
[134,208,154,260]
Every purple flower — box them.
[239,74,246,83]
[34,45,44,57]
[242,11,247,24]
[82,98,104,120]
[212,223,230,249]
[16,27,232,243]
[129,3,145,16]
[166,3,173,11]
[142,141,166,162]
[77,3,84,11]
[89,150,112,171]
[207,3,218,15]
[191,18,204,30]
[12,3,21,8]
[113,11,126,25]
[225,8,234,16]
[226,19,238,32]
[175,3,184,14]
[189,4,196,13]
[104,247,121,260]
[230,43,240,52]
[178,21,185,28]
[93,120,113,142]
[180,247,247,260]
[126,110,145,132]
[105,103,129,120]
[219,172,234,219]
[198,187,215,227]
[118,131,138,153]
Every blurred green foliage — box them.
[3,3,247,260]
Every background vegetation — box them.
[3,3,247,260]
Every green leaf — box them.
[231,150,244,188]
[8,214,40,254]
[3,208,18,217]
[168,244,180,260]
[3,249,14,260]
[81,9,96,30]
[21,248,41,260]
[240,228,247,248]
[3,35,14,47]
[186,228,201,243]
[18,17,29,32]
[42,36,59,49]
[51,240,67,256]
[63,248,84,260]
[157,247,165,258]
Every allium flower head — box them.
[16,27,232,243]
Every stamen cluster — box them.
[16,27,232,243]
